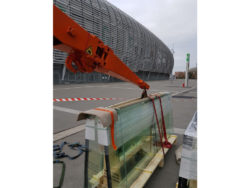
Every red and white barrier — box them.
[53,97,123,102]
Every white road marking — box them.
[172,87,197,96]
[54,124,85,141]
[53,106,82,115]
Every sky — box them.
[107,0,197,73]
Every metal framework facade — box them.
[53,0,174,84]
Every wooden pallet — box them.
[90,135,177,188]
[130,135,177,188]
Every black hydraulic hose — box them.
[104,146,112,188]
[53,160,65,188]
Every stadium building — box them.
[53,0,174,84]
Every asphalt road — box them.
[53,79,197,188]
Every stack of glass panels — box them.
[82,92,173,187]
[179,112,197,181]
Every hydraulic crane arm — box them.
[53,5,149,91]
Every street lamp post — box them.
[185,53,190,87]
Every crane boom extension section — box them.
[53,5,149,90]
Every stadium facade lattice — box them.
[53,0,174,84]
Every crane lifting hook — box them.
[141,89,148,99]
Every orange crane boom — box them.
[53,5,150,93]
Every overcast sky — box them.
[107,0,197,73]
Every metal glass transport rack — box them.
[78,92,174,188]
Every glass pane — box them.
[86,92,173,187]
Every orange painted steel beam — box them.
[53,5,149,90]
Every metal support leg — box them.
[84,140,89,188]
[104,146,112,188]
[178,177,188,188]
